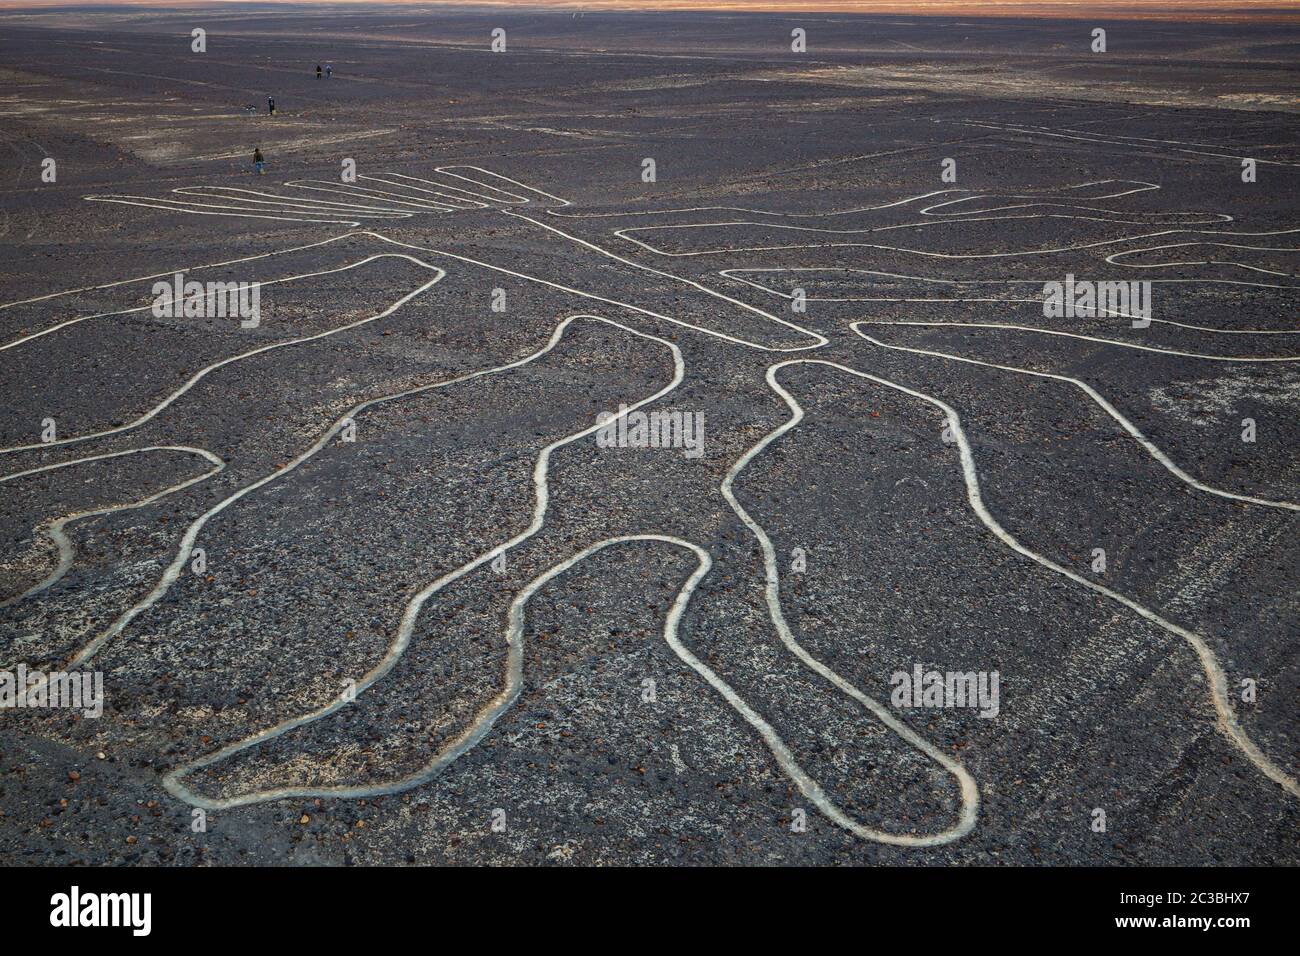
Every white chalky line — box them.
[176,184,427,214]
[1,230,825,451]
[719,266,1300,313]
[46,314,675,675]
[0,232,390,313]
[163,531,972,847]
[267,181,460,212]
[604,179,1251,257]
[721,266,1300,337]
[1018,127,1296,156]
[87,180,481,226]
[9,165,822,361]
[17,163,1295,822]
[602,176,1294,265]
[0,254,444,354]
[82,165,572,229]
[147,310,967,842]
[720,375,981,845]
[0,227,826,456]
[355,173,507,207]
[80,167,1241,273]
[150,316,684,804]
[614,217,1300,262]
[524,171,1295,807]
[950,120,1300,168]
[496,211,828,350]
[0,446,225,610]
[847,323,1300,512]
[548,187,960,221]
[761,359,1299,801]
[1105,241,1299,278]
[851,321,1300,363]
[917,196,1228,225]
[343,230,826,353]
[83,196,392,228]
[5,235,962,838]
[161,535,709,809]
[545,179,1179,221]
[0,255,446,456]
[436,165,572,207]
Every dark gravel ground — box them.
[0,7,1296,866]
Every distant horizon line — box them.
[3,0,1300,20]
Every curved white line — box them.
[164,533,973,846]
[0,446,225,609]
[767,359,1299,801]
[0,256,446,455]
[139,317,681,805]
[848,323,1300,511]
[721,369,980,844]
[854,321,1300,363]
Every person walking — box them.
[325,64,332,79]
[253,147,265,175]
[316,64,322,79]
[267,95,276,116]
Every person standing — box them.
[267,95,276,116]
[316,64,322,79]
[253,147,264,175]
[325,64,332,78]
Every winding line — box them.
[2,255,437,354]
[848,323,1300,512]
[1105,241,1300,278]
[496,211,827,350]
[950,120,1300,169]
[545,179,1198,221]
[0,232,390,313]
[720,374,980,845]
[616,219,1300,268]
[762,359,1299,801]
[0,446,225,609]
[163,533,972,846]
[30,314,676,680]
[853,321,1300,363]
[2,221,827,404]
[149,317,682,804]
[14,159,1295,834]
[82,165,573,229]
[0,256,445,455]
[720,267,1300,325]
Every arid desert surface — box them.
[0,7,1297,865]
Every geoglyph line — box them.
[163,533,973,846]
[29,313,668,676]
[848,322,1300,512]
[720,267,1300,322]
[0,255,446,455]
[82,165,572,228]
[851,320,1300,363]
[760,359,1299,801]
[5,231,967,843]
[545,178,1211,222]
[147,312,972,844]
[948,120,1300,169]
[7,160,1293,842]
[2,255,439,354]
[0,445,225,610]
[616,218,1300,269]
[721,371,980,844]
